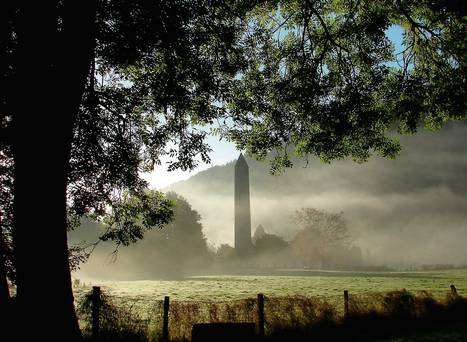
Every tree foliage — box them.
[291,208,351,266]
[226,0,467,172]
[100,190,174,246]
[1,0,257,277]
[163,192,209,256]
[123,192,210,277]
[67,0,258,236]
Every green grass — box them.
[74,269,467,305]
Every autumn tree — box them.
[291,208,350,267]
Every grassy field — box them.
[73,268,467,321]
[75,269,467,302]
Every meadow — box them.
[74,268,467,304]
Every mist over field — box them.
[167,122,467,266]
[70,122,467,280]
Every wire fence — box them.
[75,285,464,341]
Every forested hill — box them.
[165,123,467,266]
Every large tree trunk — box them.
[13,140,82,341]
[0,239,12,340]
[0,230,10,308]
[10,1,95,340]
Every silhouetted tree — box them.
[131,192,210,277]
[1,0,465,339]
[1,1,254,339]
[165,192,208,255]
[69,192,208,278]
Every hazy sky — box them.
[72,121,467,281]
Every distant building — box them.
[234,153,253,256]
[252,225,266,244]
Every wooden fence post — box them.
[451,284,458,296]
[257,293,265,338]
[162,296,170,342]
[92,286,101,340]
[343,290,349,319]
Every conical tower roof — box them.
[235,153,249,169]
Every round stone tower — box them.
[234,153,253,256]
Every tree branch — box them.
[396,0,439,39]
[305,0,350,54]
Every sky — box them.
[143,25,406,189]
[141,134,238,189]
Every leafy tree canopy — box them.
[294,208,350,244]
[227,0,466,172]
[164,192,209,253]
[71,192,210,278]
[1,0,258,263]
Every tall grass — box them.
[76,289,467,341]
[169,298,257,341]
[77,290,151,341]
[267,290,467,341]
